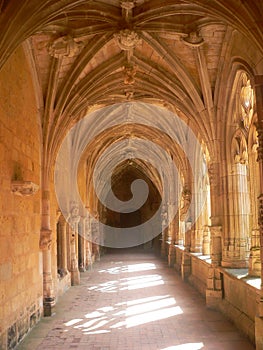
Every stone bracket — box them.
[11,180,39,196]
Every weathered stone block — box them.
[17,316,29,343]
[7,323,17,349]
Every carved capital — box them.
[11,180,39,196]
[48,35,83,58]
[114,29,141,51]
[210,225,222,237]
[58,214,67,227]
[40,229,52,250]
[231,132,248,165]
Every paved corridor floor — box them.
[17,250,255,350]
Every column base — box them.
[71,269,80,285]
[181,252,191,281]
[168,245,176,267]
[79,265,85,272]
[43,297,55,317]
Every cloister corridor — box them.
[17,249,255,350]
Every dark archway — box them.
[101,159,162,253]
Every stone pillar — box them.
[222,160,250,267]
[39,187,55,317]
[179,186,191,258]
[181,222,192,280]
[161,204,168,258]
[190,225,203,253]
[78,217,86,272]
[181,251,191,281]
[206,161,223,309]
[59,215,69,275]
[184,222,192,252]
[178,220,185,246]
[210,225,222,266]
[91,214,100,261]
[249,229,261,276]
[190,188,204,253]
[168,204,178,267]
[254,75,263,349]
[68,202,80,285]
[248,130,261,276]
[84,213,93,269]
[69,226,80,285]
[202,225,210,255]
[206,225,223,308]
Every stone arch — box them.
[222,67,255,268]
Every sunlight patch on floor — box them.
[64,294,182,333]
[161,343,204,350]
[120,274,164,290]
[98,262,156,274]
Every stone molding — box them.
[11,180,39,196]
[39,229,52,250]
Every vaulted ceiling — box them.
[1,0,262,177]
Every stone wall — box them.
[188,255,210,296]
[218,269,257,344]
[172,246,257,345]
[0,45,43,349]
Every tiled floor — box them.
[17,250,255,350]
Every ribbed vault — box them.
[1,0,262,175]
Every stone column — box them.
[248,128,261,276]
[202,225,210,255]
[254,75,263,349]
[178,220,185,246]
[206,161,223,308]
[78,217,86,272]
[179,186,191,250]
[91,214,100,261]
[59,215,69,276]
[168,203,179,267]
[39,186,55,317]
[84,213,93,269]
[222,160,250,268]
[68,202,80,285]
[181,222,192,281]
[206,225,223,308]
[161,204,168,258]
